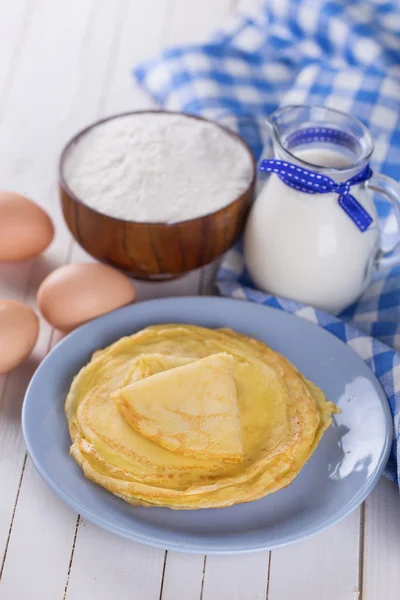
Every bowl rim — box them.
[59,109,257,227]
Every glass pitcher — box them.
[243,105,400,314]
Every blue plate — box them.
[22,297,392,554]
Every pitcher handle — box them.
[367,173,400,270]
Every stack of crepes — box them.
[65,325,338,509]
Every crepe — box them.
[65,325,338,509]
[112,353,243,462]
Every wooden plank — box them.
[0,461,78,599]
[165,0,234,45]
[0,351,48,573]
[267,511,361,600]
[0,0,32,104]
[103,0,169,114]
[66,522,166,600]
[0,1,128,598]
[0,0,95,568]
[202,553,270,600]
[0,0,33,413]
[161,553,205,600]
[363,478,400,600]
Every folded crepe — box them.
[112,353,243,462]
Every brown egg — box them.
[37,263,136,332]
[0,191,54,261]
[0,300,39,373]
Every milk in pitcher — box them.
[244,146,380,314]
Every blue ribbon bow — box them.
[259,159,374,232]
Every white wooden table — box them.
[0,1,399,598]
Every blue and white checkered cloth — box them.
[134,0,400,486]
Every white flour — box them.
[63,113,254,223]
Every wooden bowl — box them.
[59,111,256,280]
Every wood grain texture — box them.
[0,462,78,600]
[65,521,166,600]
[161,553,205,600]
[202,553,270,600]
[363,479,400,600]
[267,511,361,600]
